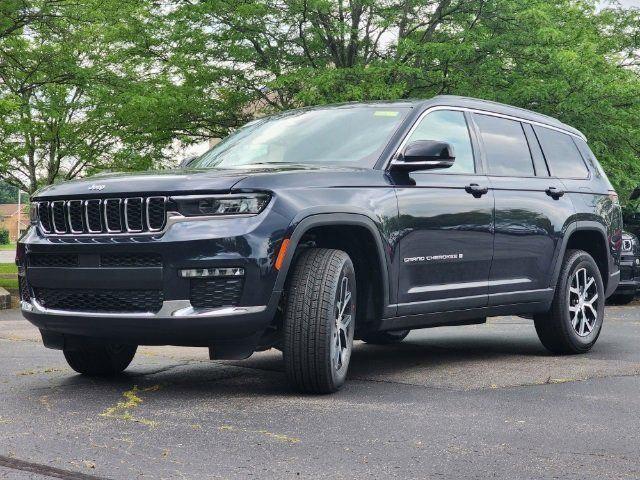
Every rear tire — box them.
[63,343,137,376]
[361,330,410,345]
[283,248,356,394]
[534,249,604,354]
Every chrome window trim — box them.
[387,105,585,171]
[103,198,123,233]
[146,196,167,232]
[51,200,68,234]
[124,197,144,233]
[84,199,103,233]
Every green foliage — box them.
[0,0,639,202]
[154,0,640,198]
[0,182,18,203]
[0,229,9,245]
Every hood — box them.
[32,164,355,200]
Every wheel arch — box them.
[273,213,392,328]
[552,222,611,293]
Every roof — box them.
[301,96,586,140]
[0,204,28,217]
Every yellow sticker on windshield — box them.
[374,111,399,117]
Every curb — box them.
[0,287,11,310]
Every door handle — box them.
[545,186,565,199]
[465,183,489,198]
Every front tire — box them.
[534,249,605,354]
[283,248,356,394]
[63,343,137,376]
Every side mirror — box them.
[390,140,455,172]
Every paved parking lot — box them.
[1,305,639,479]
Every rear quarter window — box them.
[533,126,589,179]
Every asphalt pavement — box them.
[1,305,639,479]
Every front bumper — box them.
[18,209,290,347]
[21,297,279,346]
[614,256,640,295]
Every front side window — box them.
[474,114,535,177]
[190,106,410,169]
[405,110,475,174]
[533,126,589,179]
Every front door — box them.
[394,109,494,316]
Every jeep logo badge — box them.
[88,184,105,191]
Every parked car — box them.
[18,96,622,393]
[607,231,639,305]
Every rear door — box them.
[394,109,494,315]
[471,113,575,305]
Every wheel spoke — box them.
[584,277,595,291]
[579,314,586,336]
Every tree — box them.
[0,0,175,194]
[154,0,640,197]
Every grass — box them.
[0,244,15,251]
[0,277,19,290]
[0,263,17,274]
[0,262,18,291]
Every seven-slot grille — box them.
[35,197,167,235]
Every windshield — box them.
[190,106,410,169]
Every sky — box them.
[601,0,640,7]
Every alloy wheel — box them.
[331,273,354,371]
[568,267,599,337]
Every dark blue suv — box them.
[19,96,623,393]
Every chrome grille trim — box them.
[124,197,144,233]
[67,200,85,233]
[37,202,53,233]
[104,198,123,233]
[51,201,68,234]
[85,199,103,233]
[146,196,167,232]
[34,197,167,236]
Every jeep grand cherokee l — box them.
[18,96,622,393]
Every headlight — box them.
[171,193,271,217]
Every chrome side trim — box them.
[407,278,532,294]
[22,298,266,319]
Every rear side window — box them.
[474,114,534,177]
[533,126,589,179]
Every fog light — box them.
[179,267,245,278]
[636,259,639,266]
